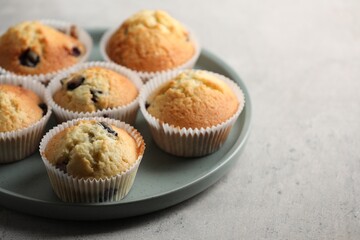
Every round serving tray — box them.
[0,29,252,220]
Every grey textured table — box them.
[1,0,360,239]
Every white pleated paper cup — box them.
[39,117,146,203]
[100,26,201,82]
[45,61,143,124]
[0,75,52,163]
[139,70,245,157]
[0,19,93,85]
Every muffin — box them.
[46,62,143,124]
[102,10,200,80]
[53,66,138,113]
[146,71,239,129]
[0,84,46,132]
[140,70,245,157]
[0,75,52,163]
[0,20,92,83]
[40,118,145,203]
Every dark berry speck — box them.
[98,122,118,137]
[90,89,103,103]
[19,48,40,67]
[67,76,85,90]
[55,157,69,173]
[71,47,81,57]
[38,103,48,116]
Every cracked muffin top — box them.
[0,84,46,132]
[106,10,195,72]
[53,67,138,113]
[0,21,85,75]
[146,71,239,129]
[44,120,141,179]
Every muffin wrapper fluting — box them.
[99,27,201,82]
[0,75,52,163]
[0,19,93,84]
[45,61,143,125]
[39,117,145,203]
[139,70,245,157]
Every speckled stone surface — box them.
[1,0,360,239]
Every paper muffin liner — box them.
[139,69,245,157]
[45,61,143,125]
[39,117,145,203]
[0,19,93,85]
[100,26,201,82]
[0,75,52,163]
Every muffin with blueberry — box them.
[140,70,245,157]
[53,66,138,112]
[0,75,51,163]
[102,10,200,80]
[47,63,142,124]
[40,118,145,203]
[0,21,88,78]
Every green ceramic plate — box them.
[0,29,252,220]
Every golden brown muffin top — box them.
[0,84,45,132]
[53,67,138,113]
[123,10,189,38]
[44,120,141,179]
[107,10,194,72]
[146,71,239,129]
[0,21,85,75]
